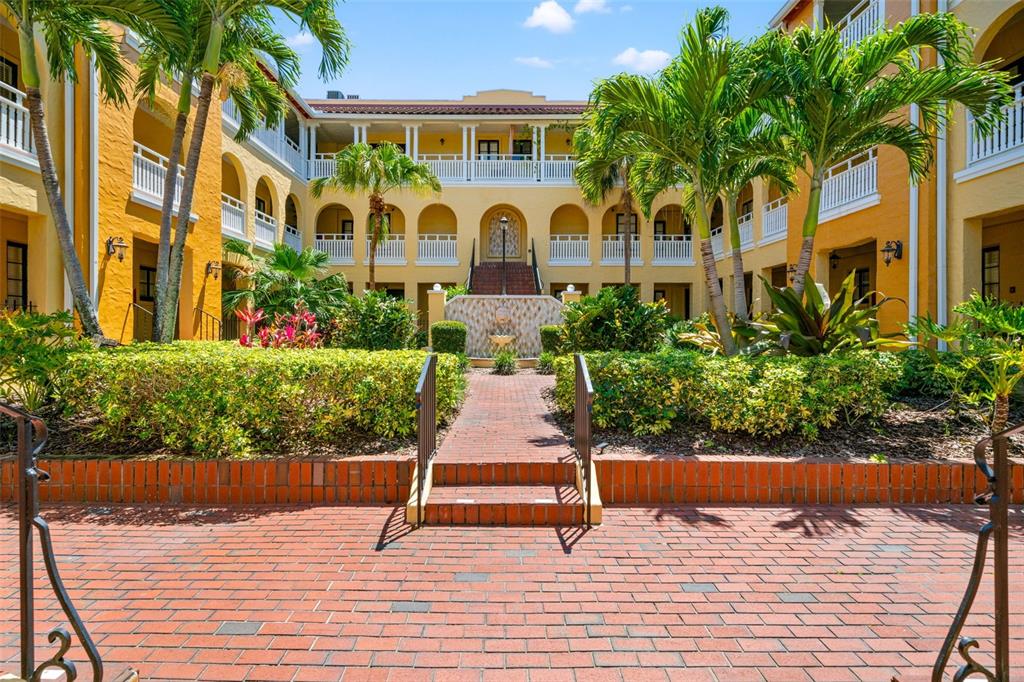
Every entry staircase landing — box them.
[407,373,600,526]
[469,261,539,295]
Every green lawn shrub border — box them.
[431,321,467,355]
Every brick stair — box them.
[423,483,583,525]
[469,262,538,295]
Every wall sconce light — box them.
[440,137,445,146]
[880,240,903,267]
[106,236,128,262]
[206,261,222,280]
[829,251,840,270]
[786,264,798,283]
[565,138,571,146]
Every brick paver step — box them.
[433,461,576,486]
[425,484,583,525]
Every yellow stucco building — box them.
[1,0,1021,343]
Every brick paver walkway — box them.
[2,503,1021,681]
[434,373,571,465]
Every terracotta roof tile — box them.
[307,101,587,116]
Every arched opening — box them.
[652,204,691,265]
[220,154,246,239]
[417,204,458,265]
[284,194,302,251]
[710,198,726,258]
[549,204,589,265]
[366,204,406,265]
[600,205,639,265]
[479,205,526,262]
[253,177,278,247]
[735,184,755,249]
[314,203,355,264]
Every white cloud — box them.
[620,4,633,12]
[287,31,314,48]
[515,56,554,69]
[613,47,671,73]
[574,0,611,14]
[524,1,575,33]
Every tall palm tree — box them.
[311,142,441,291]
[755,13,1012,295]
[141,0,349,343]
[221,239,349,319]
[4,0,180,338]
[590,7,770,355]
[574,124,635,285]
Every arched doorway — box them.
[315,203,355,264]
[417,203,458,265]
[479,206,526,262]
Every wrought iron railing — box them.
[574,354,594,527]
[531,238,542,294]
[194,307,223,341]
[4,402,104,681]
[415,353,438,526]
[466,238,476,291]
[932,422,1018,682]
[129,303,154,342]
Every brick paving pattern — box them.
[2,503,1021,681]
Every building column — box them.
[405,125,412,155]
[469,125,477,181]
[351,123,361,144]
[538,124,547,182]
[412,125,420,161]
[427,284,446,346]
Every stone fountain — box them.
[487,304,516,356]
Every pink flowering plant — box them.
[234,307,265,347]
[245,304,323,349]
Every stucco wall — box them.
[444,294,564,357]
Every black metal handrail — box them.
[415,353,438,526]
[194,306,223,341]
[574,354,594,527]
[530,237,542,295]
[4,401,104,681]
[932,421,1019,682]
[466,238,476,291]
[128,303,153,343]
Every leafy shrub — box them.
[445,284,469,300]
[413,329,428,350]
[0,310,91,410]
[539,325,562,354]
[492,349,518,375]
[323,290,417,350]
[554,349,900,438]
[537,351,555,375]
[432,321,467,354]
[894,349,983,400]
[57,343,466,458]
[241,304,322,349]
[561,285,670,353]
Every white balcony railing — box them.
[254,209,277,247]
[737,213,754,249]
[417,234,458,264]
[132,142,185,209]
[472,155,536,184]
[652,234,693,264]
[541,155,577,183]
[0,83,34,159]
[710,227,725,259]
[821,148,878,216]
[549,234,590,265]
[967,83,1024,165]
[312,152,578,185]
[221,194,246,238]
[600,235,641,265]
[761,198,788,243]
[314,233,354,264]
[284,223,302,251]
[421,154,467,182]
[222,99,304,176]
[365,235,405,264]
[310,153,336,179]
[836,0,881,47]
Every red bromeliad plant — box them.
[251,305,322,349]
[235,307,265,347]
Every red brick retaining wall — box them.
[594,458,1024,505]
[2,457,1022,506]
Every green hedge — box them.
[431,321,467,354]
[554,349,901,438]
[58,343,466,458]
[539,325,562,354]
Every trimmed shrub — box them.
[492,349,518,375]
[537,351,555,375]
[57,343,466,458]
[561,286,670,353]
[322,290,417,350]
[432,321,467,354]
[554,349,901,438]
[539,325,562,354]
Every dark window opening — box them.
[982,246,1000,299]
[654,220,666,236]
[5,241,27,310]
[0,57,18,99]
[477,140,499,159]
[853,267,871,301]
[138,266,157,302]
[615,213,638,235]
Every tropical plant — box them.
[3,0,182,338]
[444,284,469,301]
[222,239,349,321]
[561,286,670,353]
[589,7,773,355]
[909,294,1024,432]
[0,310,91,410]
[323,290,418,351]
[537,351,556,375]
[139,0,349,342]
[241,304,322,349]
[492,349,518,375]
[754,13,1012,295]
[311,142,441,290]
[574,124,636,284]
[753,271,901,356]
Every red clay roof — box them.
[307,101,587,116]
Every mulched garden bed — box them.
[544,389,1024,462]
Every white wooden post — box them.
[469,125,476,181]
[412,125,420,161]
[539,124,547,182]
[405,125,412,155]
[461,125,469,181]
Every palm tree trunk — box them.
[792,172,823,296]
[622,184,632,287]
[159,74,215,343]
[726,196,748,321]
[992,394,1009,434]
[154,80,192,341]
[20,33,103,338]
[693,192,736,356]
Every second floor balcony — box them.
[834,0,882,47]
[652,234,693,265]
[364,234,406,265]
[311,152,577,186]
[549,234,590,266]
[600,235,642,266]
[221,194,246,239]
[737,213,754,250]
[315,233,354,264]
[284,223,302,252]
[132,142,192,218]
[820,147,878,221]
[254,209,277,248]
[710,226,725,259]
[0,82,35,166]
[965,83,1024,170]
[761,198,788,244]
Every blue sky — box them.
[277,1,781,101]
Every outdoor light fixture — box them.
[440,138,445,146]
[500,215,509,296]
[829,251,840,270]
[566,284,575,293]
[432,283,442,291]
[206,261,222,280]
[881,240,903,267]
[106,236,128,262]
